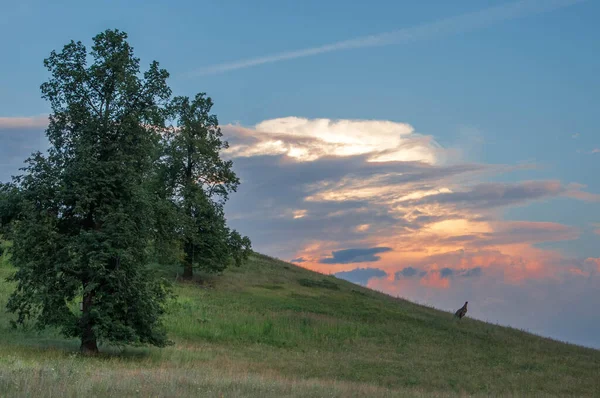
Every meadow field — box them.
[1,250,599,397]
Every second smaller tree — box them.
[162,94,251,279]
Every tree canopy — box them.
[6,30,173,353]
[162,94,251,279]
[3,29,252,354]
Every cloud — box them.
[428,221,580,250]
[355,224,370,232]
[222,116,597,264]
[0,115,49,129]
[290,257,306,263]
[334,267,387,286]
[440,268,454,278]
[395,266,482,281]
[563,183,600,201]
[187,0,587,76]
[0,117,49,183]
[420,271,451,289]
[396,267,420,278]
[579,148,600,155]
[319,247,392,264]
[459,267,483,277]
[292,209,307,219]
[223,118,442,164]
[571,133,580,139]
[409,180,561,208]
[585,258,600,272]
[487,221,579,244]
[406,180,600,209]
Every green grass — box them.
[1,251,599,397]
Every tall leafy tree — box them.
[0,182,21,236]
[6,29,172,354]
[162,94,251,279]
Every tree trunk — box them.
[182,242,194,280]
[183,259,193,280]
[80,290,99,355]
[80,331,98,355]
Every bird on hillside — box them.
[454,301,468,320]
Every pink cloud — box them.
[419,271,450,289]
[0,115,49,129]
[486,221,579,244]
[584,258,600,272]
[569,268,588,277]
[564,183,600,202]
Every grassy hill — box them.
[0,252,599,397]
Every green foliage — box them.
[0,240,9,267]
[297,278,340,290]
[0,183,22,237]
[228,229,252,267]
[5,29,173,353]
[161,93,251,278]
[165,93,239,204]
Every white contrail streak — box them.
[187,0,587,76]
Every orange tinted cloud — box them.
[290,192,582,284]
[420,271,450,289]
[585,258,600,272]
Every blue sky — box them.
[1,0,599,347]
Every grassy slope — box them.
[0,252,599,397]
